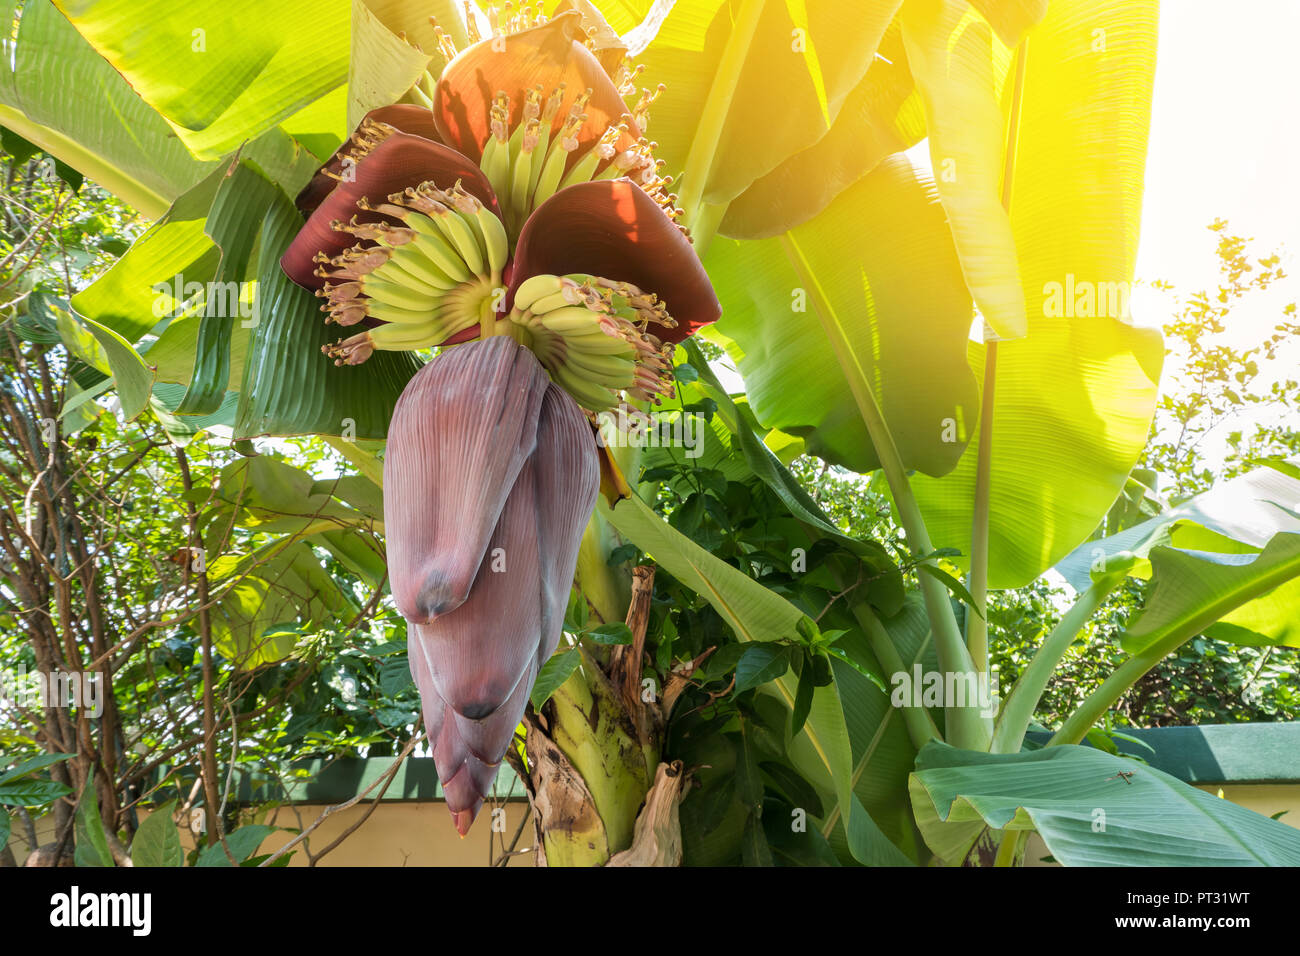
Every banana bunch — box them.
[478,81,664,235]
[509,272,676,410]
[316,179,510,365]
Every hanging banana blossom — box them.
[389,336,598,834]
[281,6,719,834]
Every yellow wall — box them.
[13,784,1299,866]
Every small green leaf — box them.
[585,622,634,645]
[824,645,887,693]
[0,779,73,807]
[75,770,114,867]
[606,543,638,566]
[196,824,276,866]
[790,664,814,737]
[379,656,414,697]
[734,644,790,693]
[0,752,75,785]
[530,649,581,710]
[131,801,184,867]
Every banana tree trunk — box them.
[513,565,690,866]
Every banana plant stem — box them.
[966,341,997,671]
[1049,650,1162,747]
[850,602,940,751]
[780,233,987,749]
[990,574,1121,753]
[967,39,1029,674]
[993,827,1026,867]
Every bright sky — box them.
[1132,0,1300,339]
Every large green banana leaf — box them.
[1121,533,1300,652]
[623,0,901,212]
[705,154,979,478]
[709,0,1162,587]
[909,0,1163,587]
[52,0,350,160]
[899,0,1034,341]
[718,21,925,240]
[1056,459,1300,590]
[1052,462,1300,649]
[910,741,1300,866]
[717,0,1056,239]
[0,0,211,216]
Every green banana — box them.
[524,288,581,316]
[360,275,439,312]
[551,363,619,411]
[433,210,486,276]
[529,125,552,199]
[558,330,637,357]
[513,273,568,312]
[408,228,474,284]
[473,206,509,277]
[561,349,637,385]
[560,146,602,189]
[385,243,460,290]
[368,321,444,350]
[371,259,447,297]
[510,140,538,219]
[364,299,444,327]
[532,143,570,209]
[540,306,606,334]
[480,133,510,200]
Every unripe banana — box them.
[474,206,509,277]
[540,306,606,334]
[480,134,510,200]
[561,349,637,385]
[529,127,552,199]
[434,211,486,276]
[560,147,602,189]
[360,275,439,312]
[408,229,474,284]
[368,321,444,350]
[512,273,567,312]
[557,330,637,357]
[367,299,445,327]
[385,244,460,290]
[532,144,570,209]
[551,362,619,411]
[371,259,447,297]
[510,143,537,219]
[523,288,581,316]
